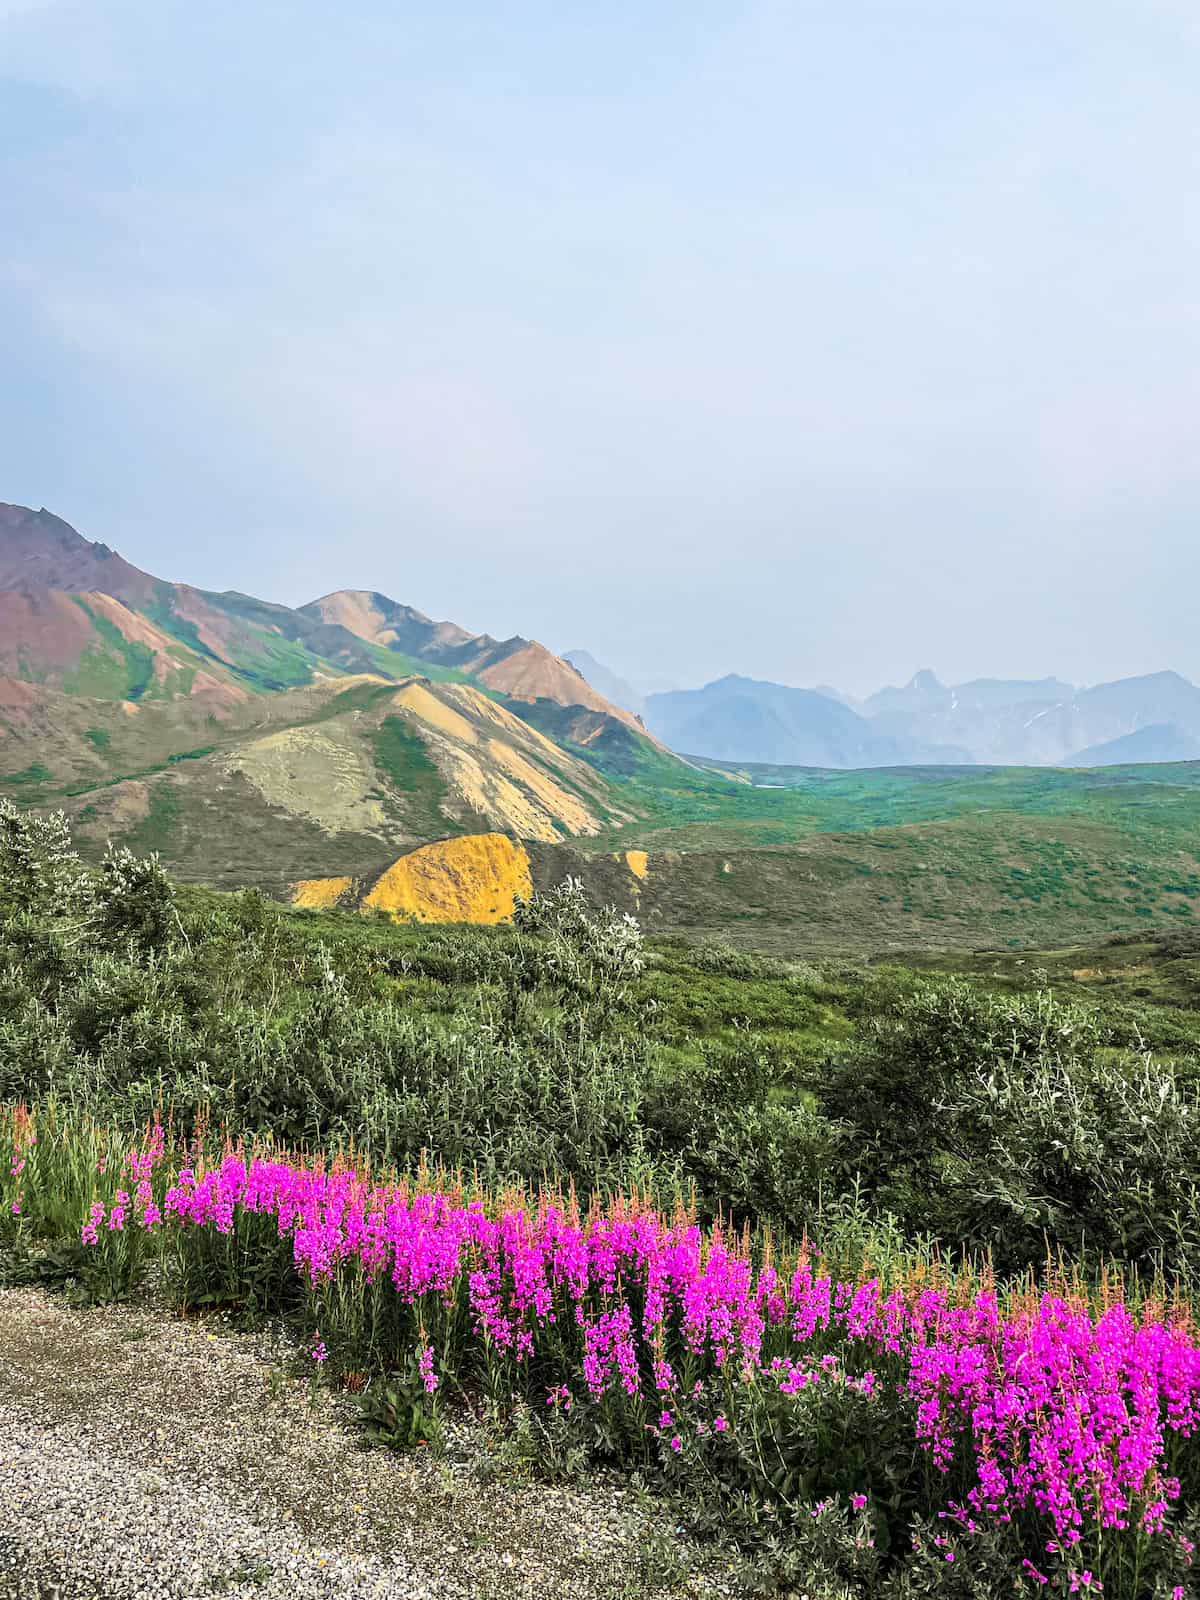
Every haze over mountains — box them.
[640,674,972,769]
[570,658,1200,770]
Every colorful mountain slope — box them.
[300,590,475,658]
[0,504,160,599]
[303,588,646,732]
[0,583,249,709]
[0,503,359,694]
[0,503,677,888]
[0,505,653,764]
[10,498,1200,954]
[15,668,648,896]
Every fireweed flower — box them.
[418,1344,438,1394]
[125,1147,1200,1576]
[80,1201,106,1246]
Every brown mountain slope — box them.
[0,504,681,846]
[305,587,645,732]
[384,678,639,839]
[0,508,655,743]
[0,505,159,602]
[0,673,382,788]
[301,590,475,658]
[0,504,354,692]
[463,640,643,728]
[0,677,222,789]
[24,672,647,889]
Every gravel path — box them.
[0,1288,736,1600]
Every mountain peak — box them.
[0,503,158,603]
[301,591,643,730]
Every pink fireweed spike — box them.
[137,1147,1200,1568]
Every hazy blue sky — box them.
[3,1,1199,695]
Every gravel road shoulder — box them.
[0,1287,736,1600]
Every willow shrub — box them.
[818,980,1200,1279]
[3,806,1200,1275]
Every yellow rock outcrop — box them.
[292,875,354,909]
[363,833,532,924]
[625,850,649,880]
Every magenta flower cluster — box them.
[82,1128,166,1241]
[89,1150,1200,1571]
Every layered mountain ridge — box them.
[643,674,973,769]
[861,667,1200,767]
[0,503,641,723]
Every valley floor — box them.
[0,1289,727,1600]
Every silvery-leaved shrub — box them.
[819,978,1200,1275]
[511,876,645,1010]
[89,841,179,953]
[0,799,91,918]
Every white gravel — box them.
[0,1287,737,1600]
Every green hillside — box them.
[10,687,1200,951]
[556,759,1200,951]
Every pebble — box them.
[0,1287,737,1600]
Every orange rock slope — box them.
[361,833,533,924]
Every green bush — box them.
[818,980,1200,1275]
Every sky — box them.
[3,1,1200,697]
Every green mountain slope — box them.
[17,672,647,892]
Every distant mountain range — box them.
[859,667,1200,767]
[637,674,972,768]
[564,655,1200,770]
